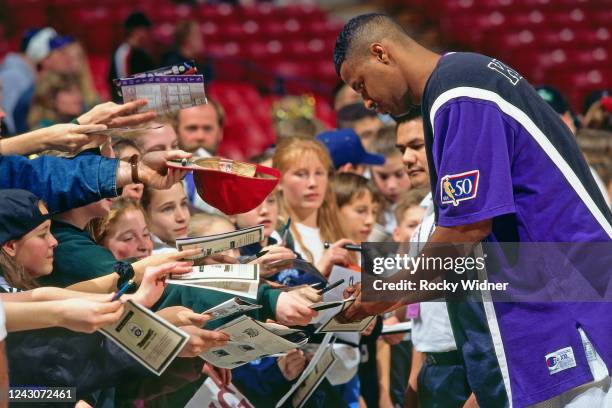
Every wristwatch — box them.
[114,261,135,288]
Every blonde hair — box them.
[273,137,347,263]
[188,213,234,237]
[28,72,81,128]
[91,198,145,245]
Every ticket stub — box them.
[117,75,206,114]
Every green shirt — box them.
[155,284,281,329]
[42,220,118,287]
[43,220,280,324]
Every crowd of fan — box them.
[0,10,611,408]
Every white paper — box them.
[200,316,308,369]
[203,297,262,321]
[168,264,260,298]
[381,321,413,335]
[275,333,334,408]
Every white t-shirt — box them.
[410,193,458,353]
[293,223,324,265]
[0,300,6,341]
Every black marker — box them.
[323,242,362,252]
[317,279,345,295]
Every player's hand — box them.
[58,294,125,333]
[278,349,306,381]
[275,291,318,326]
[77,99,157,128]
[337,283,395,323]
[178,326,230,357]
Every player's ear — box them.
[369,43,389,64]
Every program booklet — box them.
[202,297,262,321]
[315,297,376,334]
[167,264,260,298]
[276,333,335,408]
[99,300,189,376]
[200,315,308,369]
[176,225,264,260]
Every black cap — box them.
[124,12,152,31]
[0,190,50,245]
[536,86,570,114]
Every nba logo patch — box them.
[440,170,480,207]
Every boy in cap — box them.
[316,128,384,176]
[0,27,74,134]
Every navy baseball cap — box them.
[0,190,50,245]
[316,129,385,169]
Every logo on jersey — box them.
[440,170,479,207]
[545,347,576,375]
[487,59,522,85]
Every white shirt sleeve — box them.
[0,300,6,341]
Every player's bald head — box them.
[334,13,411,76]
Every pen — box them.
[112,280,135,301]
[317,279,345,295]
[323,242,362,252]
[281,217,292,245]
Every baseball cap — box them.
[536,86,570,114]
[0,190,50,245]
[316,129,385,169]
[23,28,74,64]
[167,158,280,215]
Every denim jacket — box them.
[0,153,119,213]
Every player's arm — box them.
[340,219,491,321]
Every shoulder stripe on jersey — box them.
[429,86,612,239]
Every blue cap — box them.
[0,189,50,245]
[316,129,385,169]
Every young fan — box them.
[92,197,153,261]
[333,172,380,244]
[273,137,355,277]
[368,126,412,237]
[141,182,190,254]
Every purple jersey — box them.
[422,52,612,407]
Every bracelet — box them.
[129,154,140,183]
[114,261,135,288]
